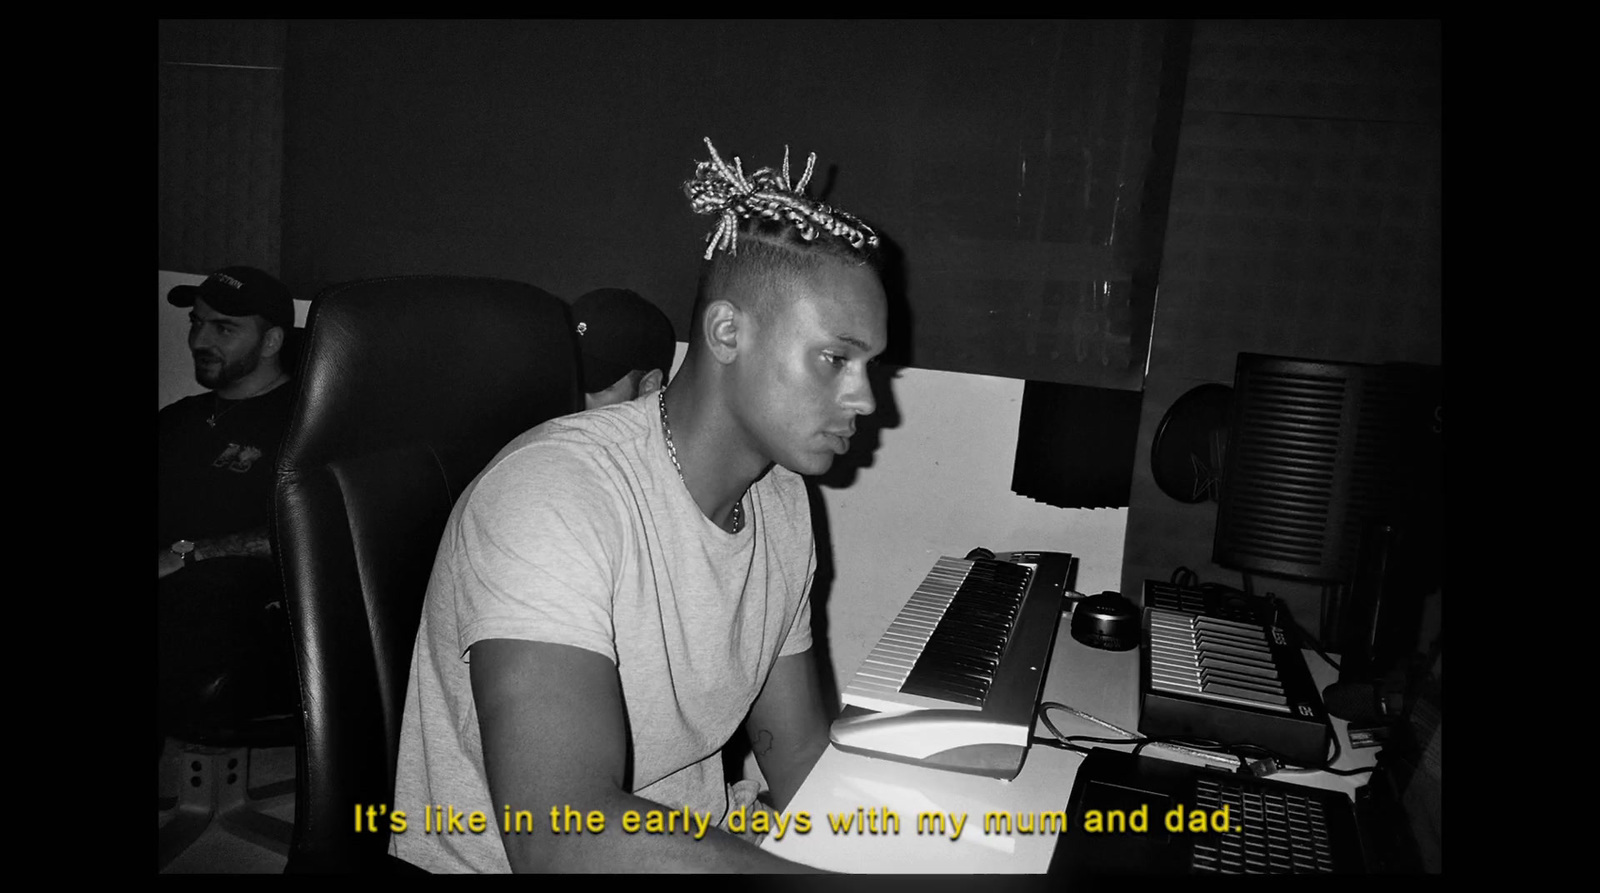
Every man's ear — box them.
[260,324,285,359]
[702,299,740,365]
[639,367,665,396]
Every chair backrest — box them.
[273,275,580,871]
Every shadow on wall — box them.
[812,229,911,492]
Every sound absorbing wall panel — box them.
[158,20,286,277]
[281,20,1191,389]
[1118,20,1441,615]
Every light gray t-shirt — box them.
[391,394,816,873]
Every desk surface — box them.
[762,611,1377,873]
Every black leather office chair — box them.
[272,276,580,873]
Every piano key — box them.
[842,555,1043,714]
[899,679,987,705]
[1151,644,1282,683]
[1149,677,1291,713]
[1199,681,1288,706]
[859,657,913,676]
[906,663,994,688]
[1197,652,1279,677]
[1195,615,1273,635]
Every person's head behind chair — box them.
[681,137,888,477]
[167,266,296,396]
[572,287,677,410]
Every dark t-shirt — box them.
[157,382,296,548]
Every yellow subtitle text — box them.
[355,802,1236,837]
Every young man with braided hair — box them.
[393,139,888,873]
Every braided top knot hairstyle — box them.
[684,137,883,323]
[685,137,880,260]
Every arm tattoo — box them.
[195,525,273,561]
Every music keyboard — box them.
[831,550,1076,779]
[1137,583,1331,765]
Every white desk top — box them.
[762,613,1377,873]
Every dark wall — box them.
[1118,20,1442,623]
[278,19,1187,388]
[159,20,1443,603]
[158,20,286,278]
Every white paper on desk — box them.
[831,779,1016,855]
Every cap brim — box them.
[166,284,202,308]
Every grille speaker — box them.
[1213,354,1427,582]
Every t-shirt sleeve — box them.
[777,537,817,658]
[450,440,625,665]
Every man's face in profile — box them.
[187,298,269,391]
[729,260,887,476]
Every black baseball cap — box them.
[167,266,295,330]
[572,288,676,392]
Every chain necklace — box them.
[206,397,241,428]
[659,389,744,534]
[207,372,288,428]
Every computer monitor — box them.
[1211,352,1441,683]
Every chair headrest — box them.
[280,275,580,472]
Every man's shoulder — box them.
[513,397,654,455]
[159,391,210,415]
[158,379,295,420]
[228,377,298,424]
[472,398,656,492]
[255,377,298,421]
[261,376,297,404]
[752,463,814,547]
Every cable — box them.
[1036,701,1376,779]
[1036,702,1249,772]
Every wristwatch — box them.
[171,539,197,567]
